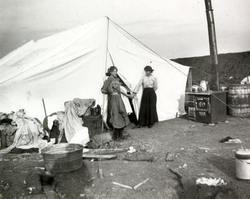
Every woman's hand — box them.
[127,94,134,99]
[132,92,137,98]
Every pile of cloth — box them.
[63,98,95,146]
[0,110,52,154]
[0,98,96,154]
[0,112,17,148]
[43,98,96,147]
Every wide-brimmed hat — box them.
[144,65,154,72]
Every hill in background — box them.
[174,51,250,85]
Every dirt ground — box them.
[1,117,250,199]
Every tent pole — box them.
[204,0,219,91]
[98,16,110,179]
[109,51,137,121]
[102,16,110,128]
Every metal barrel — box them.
[41,143,83,174]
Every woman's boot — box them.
[113,129,119,140]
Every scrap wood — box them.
[198,146,210,151]
[134,178,149,190]
[86,148,128,155]
[220,136,242,144]
[169,168,182,179]
[168,168,184,189]
[82,153,117,160]
[112,178,150,190]
[112,182,133,190]
[123,152,154,162]
[97,167,104,179]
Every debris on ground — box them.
[168,168,183,189]
[127,146,136,153]
[165,152,175,161]
[27,187,36,194]
[112,182,133,190]
[89,133,112,148]
[133,178,149,190]
[219,136,242,144]
[0,180,10,191]
[123,152,154,162]
[204,123,216,127]
[179,163,187,169]
[196,177,227,186]
[197,146,210,152]
[112,178,150,190]
[225,138,242,144]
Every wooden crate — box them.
[82,115,102,138]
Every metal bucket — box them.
[228,84,250,117]
[41,143,83,174]
[235,149,250,180]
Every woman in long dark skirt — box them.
[134,66,158,128]
[101,66,131,140]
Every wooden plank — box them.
[85,148,128,155]
[82,153,117,160]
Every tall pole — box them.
[204,0,219,90]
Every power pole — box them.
[204,0,219,90]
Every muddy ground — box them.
[1,117,250,199]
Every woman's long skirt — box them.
[109,94,129,129]
[138,88,158,127]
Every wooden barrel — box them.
[228,84,250,117]
[41,143,83,173]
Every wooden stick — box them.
[97,164,104,179]
[133,178,149,190]
[112,182,133,190]
[42,98,47,118]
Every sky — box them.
[0,0,249,59]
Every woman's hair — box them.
[144,65,154,73]
[106,66,118,76]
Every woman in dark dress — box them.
[134,66,158,128]
[101,66,131,140]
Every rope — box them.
[108,18,244,119]
[109,19,188,77]
[108,18,218,83]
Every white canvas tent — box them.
[0,17,189,122]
